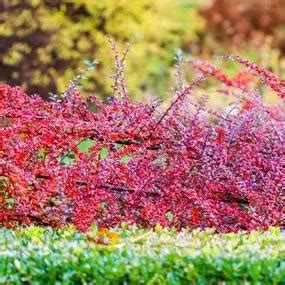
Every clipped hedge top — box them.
[0,226,284,284]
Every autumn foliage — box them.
[200,0,285,54]
[0,57,284,232]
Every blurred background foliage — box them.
[0,0,284,100]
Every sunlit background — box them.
[0,0,284,104]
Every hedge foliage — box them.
[0,226,284,284]
[0,0,203,98]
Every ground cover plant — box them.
[0,226,284,284]
[0,53,284,233]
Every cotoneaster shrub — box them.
[0,56,284,232]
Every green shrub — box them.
[0,226,284,284]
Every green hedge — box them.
[0,226,284,284]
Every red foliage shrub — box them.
[200,0,285,54]
[0,58,284,232]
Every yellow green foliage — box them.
[0,0,204,98]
